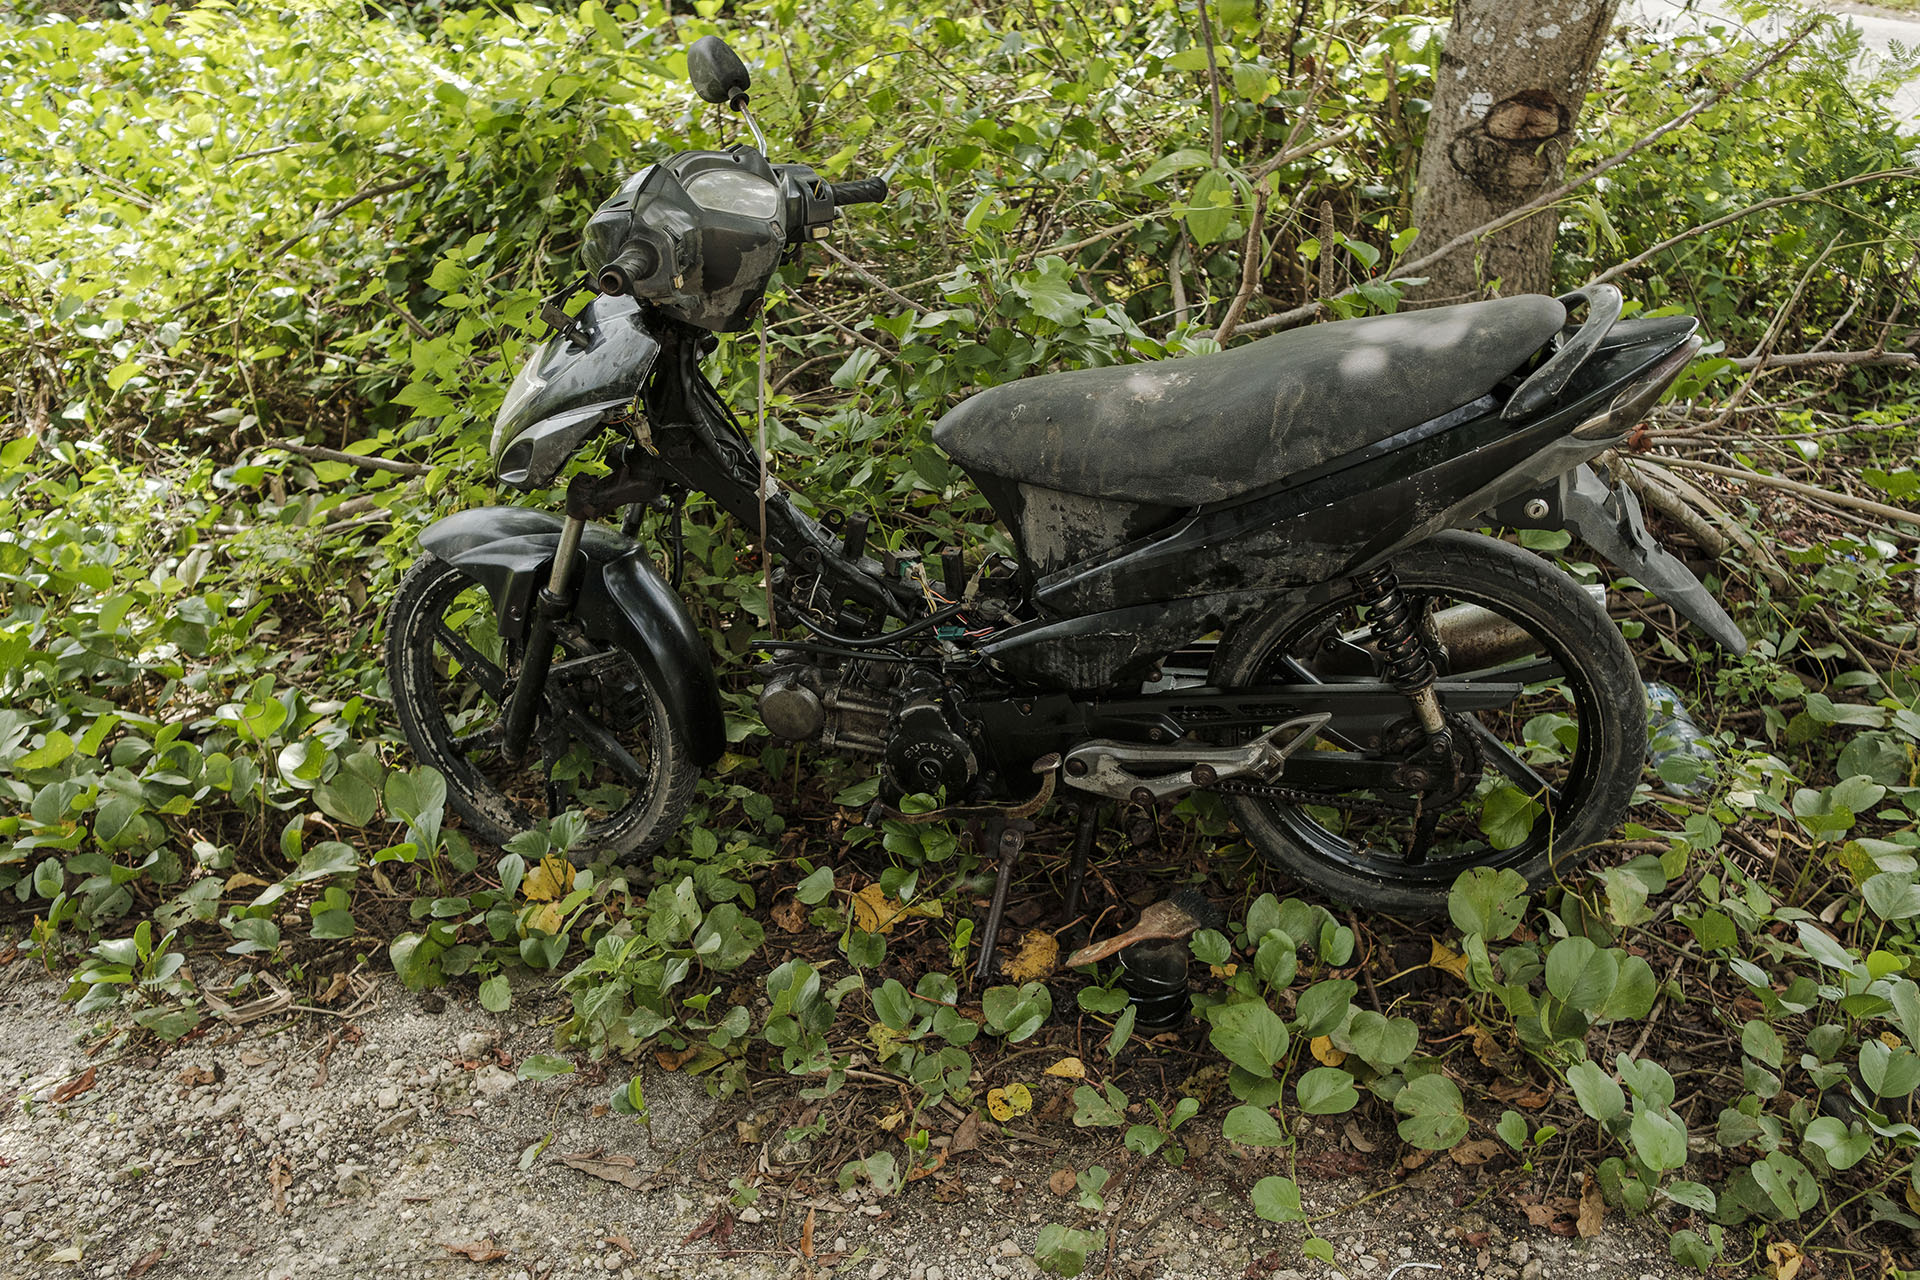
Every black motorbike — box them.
[383,36,1744,961]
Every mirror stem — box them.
[730,95,768,153]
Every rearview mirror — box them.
[688,35,751,105]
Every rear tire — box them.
[1211,531,1643,916]
[384,554,699,858]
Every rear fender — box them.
[1558,465,1748,655]
[420,507,725,764]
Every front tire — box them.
[1211,531,1644,916]
[384,554,699,858]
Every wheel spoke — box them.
[432,620,508,702]
[1465,716,1562,806]
[551,700,652,789]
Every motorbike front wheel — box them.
[384,554,699,858]
[1211,531,1644,916]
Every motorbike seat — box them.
[931,294,1567,507]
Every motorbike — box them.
[383,35,1746,970]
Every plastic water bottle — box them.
[1645,681,1715,797]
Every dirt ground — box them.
[0,956,1704,1280]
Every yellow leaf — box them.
[1310,1035,1347,1067]
[1004,929,1059,982]
[986,1083,1032,1122]
[1881,1030,1903,1049]
[1767,1242,1802,1280]
[1043,1057,1087,1079]
[877,1110,906,1133]
[1428,938,1469,980]
[1208,963,1239,979]
[1905,1180,1920,1216]
[527,902,563,936]
[850,882,942,935]
[522,854,575,902]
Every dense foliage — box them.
[3,0,1919,1274]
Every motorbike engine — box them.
[759,660,977,797]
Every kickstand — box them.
[1061,803,1102,935]
[974,814,1032,981]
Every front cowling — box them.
[490,293,660,490]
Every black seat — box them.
[931,295,1567,506]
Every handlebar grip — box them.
[827,177,889,207]
[597,242,660,296]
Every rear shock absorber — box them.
[1354,565,1450,742]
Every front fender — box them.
[420,507,725,764]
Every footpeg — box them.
[1058,713,1331,803]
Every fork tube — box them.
[501,516,586,762]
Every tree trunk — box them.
[1410,0,1620,300]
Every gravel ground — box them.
[0,958,1696,1280]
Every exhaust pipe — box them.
[1429,584,1606,670]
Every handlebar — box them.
[828,177,889,207]
[597,242,660,296]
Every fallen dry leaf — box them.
[850,882,941,935]
[904,1147,949,1183]
[986,1083,1032,1122]
[1310,1036,1346,1067]
[1427,937,1469,980]
[655,1045,699,1072]
[1489,1078,1553,1109]
[239,1050,269,1067]
[127,1246,166,1278]
[1341,1120,1376,1153]
[771,898,807,934]
[1448,1138,1502,1167]
[1576,1174,1606,1239]
[948,1110,984,1154]
[602,1235,637,1259]
[1467,1024,1511,1069]
[441,1238,509,1263]
[559,1151,652,1190]
[176,1065,219,1087]
[800,1206,816,1259]
[520,854,575,902]
[1767,1242,1803,1280]
[51,1065,98,1104]
[1003,929,1059,982]
[1043,1056,1086,1079]
[1048,1167,1078,1196]
[1520,1202,1556,1228]
[267,1155,292,1216]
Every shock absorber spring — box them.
[1355,565,1448,737]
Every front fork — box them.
[501,514,587,762]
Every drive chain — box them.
[1207,778,1415,815]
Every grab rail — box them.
[1501,283,1624,421]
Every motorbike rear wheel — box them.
[384,554,699,858]
[1210,531,1643,916]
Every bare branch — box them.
[1586,167,1918,288]
[817,241,930,315]
[275,440,432,477]
[1729,348,1918,372]
[1652,455,1920,531]
[1195,0,1224,170]
[1214,189,1271,344]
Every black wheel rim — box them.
[1243,579,1605,891]
[406,566,665,843]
